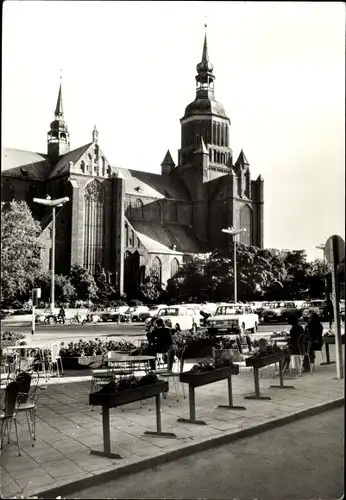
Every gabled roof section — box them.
[130,219,210,254]
[114,168,190,201]
[161,150,175,167]
[1,147,49,180]
[48,143,92,178]
[235,149,250,167]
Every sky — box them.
[2,1,345,261]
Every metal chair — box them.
[16,372,41,446]
[0,381,21,456]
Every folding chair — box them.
[0,381,21,456]
[17,372,41,446]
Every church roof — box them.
[235,149,250,167]
[48,143,92,178]
[1,147,49,180]
[184,97,227,118]
[115,168,190,201]
[130,219,210,254]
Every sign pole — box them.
[331,238,343,379]
[32,305,36,336]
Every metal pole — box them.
[331,239,343,379]
[51,206,56,313]
[234,235,237,303]
[31,305,36,336]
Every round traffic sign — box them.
[324,235,345,265]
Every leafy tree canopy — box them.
[1,201,43,305]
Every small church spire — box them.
[92,125,99,143]
[201,23,209,63]
[161,149,175,175]
[55,71,64,118]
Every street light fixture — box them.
[221,227,246,303]
[316,244,326,262]
[33,196,69,312]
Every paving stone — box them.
[41,458,86,478]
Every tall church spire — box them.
[47,77,70,163]
[196,25,215,96]
[55,83,64,118]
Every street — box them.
[1,319,332,347]
[70,407,344,500]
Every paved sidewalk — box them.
[0,352,344,499]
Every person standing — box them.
[58,306,66,324]
[304,312,323,370]
[325,296,334,330]
[282,314,305,371]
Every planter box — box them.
[1,340,17,348]
[61,357,90,371]
[89,380,169,408]
[245,351,286,368]
[179,365,239,387]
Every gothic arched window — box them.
[170,258,179,278]
[220,124,224,146]
[245,170,251,198]
[101,157,106,177]
[134,198,144,219]
[152,256,162,284]
[170,203,178,222]
[152,201,161,221]
[125,222,129,246]
[239,205,252,246]
[237,174,242,197]
[83,179,105,274]
[129,229,134,246]
[80,160,86,174]
[213,123,216,144]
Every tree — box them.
[69,264,98,302]
[1,201,43,305]
[305,259,330,299]
[94,264,117,305]
[55,275,76,304]
[139,273,163,303]
[166,256,211,303]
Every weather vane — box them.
[59,68,62,81]
[204,14,208,29]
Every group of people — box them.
[282,312,324,372]
[146,318,176,371]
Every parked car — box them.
[123,306,150,322]
[302,300,326,321]
[261,301,300,323]
[139,305,167,322]
[155,305,200,332]
[100,306,129,322]
[206,304,259,334]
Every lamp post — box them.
[221,227,246,303]
[33,196,69,312]
[316,244,326,262]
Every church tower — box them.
[47,82,70,164]
[178,28,233,188]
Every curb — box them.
[32,397,344,499]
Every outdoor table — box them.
[321,335,345,365]
[89,380,175,459]
[177,365,245,426]
[244,351,295,401]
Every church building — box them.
[1,32,264,297]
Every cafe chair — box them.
[0,381,21,456]
[16,372,41,446]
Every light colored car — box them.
[124,306,150,322]
[140,304,167,322]
[156,306,200,332]
[206,304,259,334]
[100,306,129,322]
[302,300,326,321]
